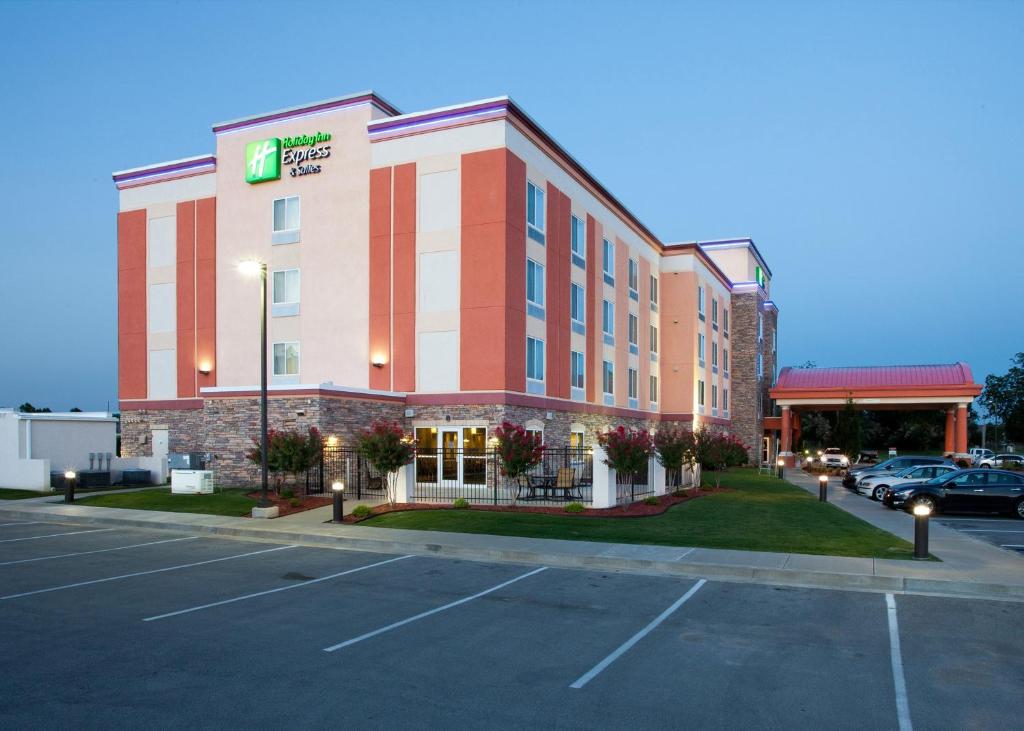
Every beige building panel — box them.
[371,120,506,168]
[120,172,216,212]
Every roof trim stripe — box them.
[112,154,216,182]
[211,91,401,134]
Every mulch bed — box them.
[340,487,729,523]
[244,492,332,517]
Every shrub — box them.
[351,504,372,518]
[281,489,295,499]
[654,426,697,488]
[494,421,545,507]
[246,427,323,493]
[356,420,416,507]
[452,498,470,509]
[643,495,660,505]
[564,502,585,513]
[288,497,301,508]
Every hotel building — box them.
[113,91,779,484]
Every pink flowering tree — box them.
[653,426,697,488]
[494,421,545,506]
[597,426,653,504]
[356,420,416,506]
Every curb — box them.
[3,505,1023,602]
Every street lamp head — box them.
[238,259,264,277]
[332,481,345,493]
[912,503,932,517]
[64,470,76,480]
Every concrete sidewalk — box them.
[1,481,1022,601]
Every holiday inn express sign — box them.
[245,132,332,183]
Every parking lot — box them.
[0,519,1021,730]
[936,516,1024,555]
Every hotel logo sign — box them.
[245,132,332,184]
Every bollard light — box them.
[818,473,828,502]
[64,470,77,504]
[332,480,345,523]
[776,457,785,480]
[912,503,931,560]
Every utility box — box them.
[171,470,214,495]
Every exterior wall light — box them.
[238,259,263,277]
[198,361,212,375]
[325,435,339,447]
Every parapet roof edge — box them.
[211,90,401,134]
[111,154,216,181]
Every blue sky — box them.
[0,0,1020,411]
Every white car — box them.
[979,454,1024,469]
[822,448,849,468]
[969,448,994,465]
[855,464,959,501]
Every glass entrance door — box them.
[441,429,460,482]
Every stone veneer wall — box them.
[728,290,768,463]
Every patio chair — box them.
[555,467,581,501]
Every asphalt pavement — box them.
[935,516,1024,555]
[0,520,1020,730]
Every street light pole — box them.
[258,261,269,508]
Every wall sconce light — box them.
[371,359,386,369]
[326,435,339,447]
[198,361,212,375]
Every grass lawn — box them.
[0,488,52,500]
[362,469,916,559]
[77,488,257,517]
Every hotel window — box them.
[723,387,729,412]
[628,313,638,353]
[526,181,545,234]
[712,341,718,368]
[649,374,658,403]
[526,258,545,318]
[570,428,585,449]
[757,352,764,379]
[273,342,300,376]
[712,384,718,410]
[628,258,639,299]
[650,324,658,355]
[602,299,614,342]
[650,275,659,307]
[527,337,545,384]
[272,269,300,317]
[723,347,729,373]
[698,333,705,365]
[570,282,585,332]
[758,312,764,341]
[697,285,705,318]
[602,238,614,284]
[570,350,585,390]
[712,298,719,327]
[628,367,638,400]
[571,215,585,267]
[602,360,614,396]
[272,196,300,244]
[723,307,729,335]
[526,428,544,444]
[698,379,705,407]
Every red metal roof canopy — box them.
[774,362,977,391]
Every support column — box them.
[944,408,955,454]
[591,444,616,508]
[955,404,968,455]
[792,411,802,452]
[780,406,794,466]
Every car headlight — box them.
[894,489,912,497]
[841,457,849,465]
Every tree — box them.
[18,403,51,413]
[653,426,696,488]
[597,426,652,505]
[246,427,323,493]
[835,397,862,459]
[691,427,748,488]
[494,421,545,506]
[981,353,1024,443]
[355,420,415,507]
[70,407,83,413]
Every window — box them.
[628,313,638,349]
[712,341,718,368]
[697,285,705,316]
[650,275,659,306]
[698,333,705,364]
[571,215,585,262]
[570,351,585,390]
[723,388,729,412]
[723,307,729,335]
[526,181,545,232]
[272,196,300,244]
[712,298,718,326]
[758,312,764,341]
[650,325,658,354]
[698,379,705,407]
[602,360,614,395]
[757,352,764,378]
[569,429,585,449]
[272,269,300,304]
[526,428,544,444]
[628,368,638,399]
[570,282,585,328]
[527,337,545,382]
[712,384,718,409]
[723,347,729,374]
[273,342,299,376]
[526,258,545,313]
[602,299,614,337]
[649,374,658,403]
[628,258,639,295]
[602,238,614,283]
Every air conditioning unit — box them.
[171,470,214,494]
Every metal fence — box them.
[303,446,384,500]
[616,461,653,504]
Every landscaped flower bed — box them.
[243,491,331,517]
[339,488,728,523]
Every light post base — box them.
[251,506,280,519]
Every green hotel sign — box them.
[755,265,766,288]
[245,132,332,184]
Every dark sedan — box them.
[883,468,1024,518]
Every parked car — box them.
[978,454,1024,469]
[883,468,1024,518]
[821,447,849,468]
[842,456,949,489]
[855,464,959,501]
[968,448,995,465]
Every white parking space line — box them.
[885,594,913,731]
[570,579,706,689]
[0,522,46,527]
[0,537,198,566]
[144,554,415,621]
[0,528,114,544]
[675,548,696,560]
[958,529,1024,533]
[323,566,549,653]
[0,545,296,601]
